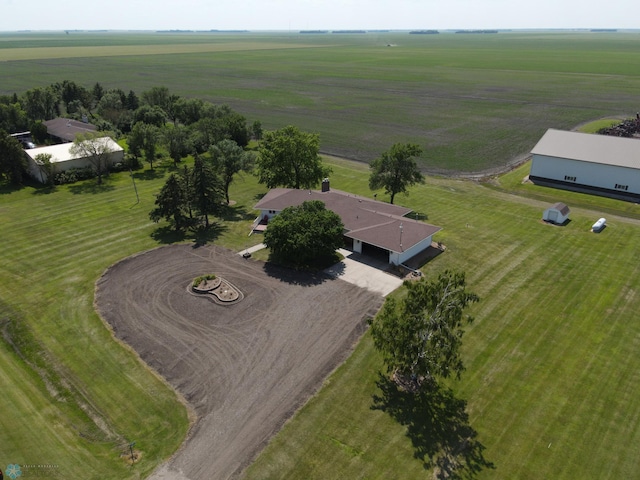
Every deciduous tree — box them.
[369,143,425,204]
[69,132,115,185]
[164,124,191,167]
[34,152,54,185]
[256,125,329,189]
[369,270,479,391]
[263,200,344,269]
[0,132,27,184]
[208,139,254,204]
[129,122,159,169]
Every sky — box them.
[1,0,638,32]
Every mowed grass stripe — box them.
[0,171,190,479]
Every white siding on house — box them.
[390,235,435,266]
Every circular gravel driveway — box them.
[96,244,383,480]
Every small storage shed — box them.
[543,202,570,224]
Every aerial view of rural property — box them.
[2,1,640,479]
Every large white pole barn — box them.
[529,129,640,197]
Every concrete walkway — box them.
[324,249,403,296]
[238,243,266,256]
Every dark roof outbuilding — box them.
[44,118,97,142]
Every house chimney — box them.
[321,178,330,192]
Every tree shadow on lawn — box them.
[372,373,495,479]
[132,168,166,181]
[30,184,57,195]
[150,222,227,246]
[262,261,331,287]
[68,182,116,195]
[220,203,255,222]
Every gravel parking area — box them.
[95,244,383,480]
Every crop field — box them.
[2,31,640,479]
[4,31,640,172]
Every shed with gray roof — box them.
[44,117,97,143]
[542,202,570,224]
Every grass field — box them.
[4,31,640,172]
[2,151,640,478]
[3,30,640,479]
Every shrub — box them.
[54,166,96,185]
[192,273,217,287]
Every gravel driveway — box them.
[96,244,383,480]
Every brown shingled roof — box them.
[550,202,570,216]
[254,188,441,253]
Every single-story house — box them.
[529,128,640,198]
[25,137,124,183]
[253,180,441,266]
[542,202,570,224]
[44,117,97,143]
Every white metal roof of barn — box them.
[531,129,640,170]
[25,137,123,164]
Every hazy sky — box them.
[1,0,638,32]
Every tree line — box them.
[0,81,263,185]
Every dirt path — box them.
[95,244,383,480]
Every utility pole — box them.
[130,169,139,204]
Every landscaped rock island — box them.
[191,274,243,304]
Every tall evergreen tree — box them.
[190,155,224,229]
[149,173,189,231]
[0,132,27,184]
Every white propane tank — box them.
[592,218,606,231]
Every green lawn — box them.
[244,157,640,479]
[2,153,640,479]
[0,165,193,479]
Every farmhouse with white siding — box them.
[529,129,640,199]
[253,180,441,266]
